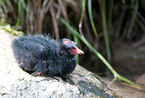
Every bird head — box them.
[60,38,84,55]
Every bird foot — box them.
[31,70,47,76]
[59,75,69,81]
[33,72,42,76]
[45,75,69,81]
[31,71,42,76]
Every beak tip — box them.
[81,51,84,54]
[77,49,84,54]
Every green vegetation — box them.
[0,24,23,36]
[60,18,141,89]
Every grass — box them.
[60,18,143,90]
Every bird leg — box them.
[61,75,75,84]
[32,60,48,76]
[31,69,48,76]
[49,76,60,81]
[34,72,42,76]
[40,70,47,76]
[54,75,70,81]
[31,71,43,76]
[59,75,69,80]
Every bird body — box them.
[12,35,84,77]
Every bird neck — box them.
[59,51,75,60]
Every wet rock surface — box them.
[0,30,118,98]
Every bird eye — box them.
[71,46,76,49]
[71,41,77,46]
[67,47,71,50]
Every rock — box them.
[0,30,118,98]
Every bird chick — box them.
[12,35,84,79]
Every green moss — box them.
[0,23,23,36]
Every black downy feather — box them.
[12,35,83,79]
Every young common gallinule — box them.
[12,35,84,78]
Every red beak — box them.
[70,47,84,55]
[75,48,84,54]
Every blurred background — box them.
[0,0,145,81]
